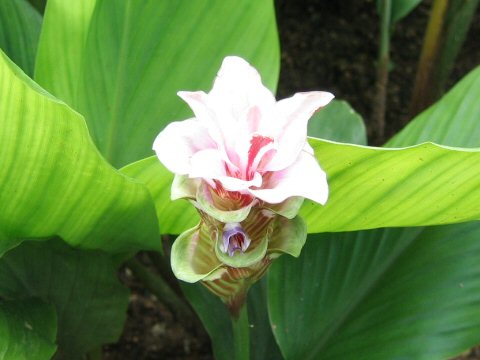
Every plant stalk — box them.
[409,0,449,117]
[372,0,392,144]
[232,304,250,360]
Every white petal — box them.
[209,56,276,118]
[177,91,225,145]
[262,91,334,171]
[249,151,328,205]
[153,119,214,175]
[189,148,228,180]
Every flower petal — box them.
[178,90,251,173]
[189,148,228,180]
[153,118,214,175]
[249,151,329,204]
[209,56,276,117]
[261,91,334,171]
[177,91,227,146]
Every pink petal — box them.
[153,119,214,175]
[249,151,328,205]
[262,91,334,172]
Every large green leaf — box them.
[0,0,41,77]
[268,224,480,360]
[302,139,480,232]
[0,239,129,359]
[35,0,280,167]
[0,298,56,360]
[0,50,159,255]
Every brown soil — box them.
[105,1,480,359]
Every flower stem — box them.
[232,305,250,360]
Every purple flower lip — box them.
[222,222,251,257]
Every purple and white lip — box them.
[221,222,251,257]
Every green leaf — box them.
[0,50,159,254]
[387,65,480,148]
[35,0,279,167]
[308,100,367,145]
[269,223,480,360]
[0,298,57,360]
[302,139,480,233]
[0,0,41,77]
[0,239,129,359]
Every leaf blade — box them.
[0,50,159,254]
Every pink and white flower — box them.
[153,56,333,208]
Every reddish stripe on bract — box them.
[247,135,273,178]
